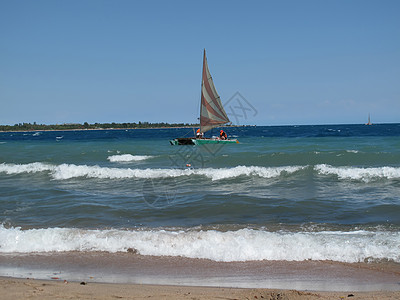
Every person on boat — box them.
[196,129,204,138]
[220,130,227,140]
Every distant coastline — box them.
[0,122,200,132]
[0,122,252,132]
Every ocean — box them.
[1,124,400,288]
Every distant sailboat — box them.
[170,50,238,145]
[365,113,372,125]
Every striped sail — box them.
[200,50,230,133]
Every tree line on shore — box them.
[0,122,199,131]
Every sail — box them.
[200,49,230,133]
[366,113,372,125]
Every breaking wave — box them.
[2,162,400,182]
[0,162,54,174]
[0,225,399,263]
[315,164,400,182]
[0,162,304,181]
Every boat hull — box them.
[170,138,238,145]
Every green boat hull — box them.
[170,138,239,145]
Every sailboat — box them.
[170,50,239,145]
[365,113,372,125]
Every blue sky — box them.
[1,0,399,126]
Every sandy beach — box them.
[1,252,400,299]
[1,276,400,300]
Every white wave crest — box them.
[1,225,399,263]
[0,162,54,174]
[196,165,304,181]
[315,164,400,182]
[52,165,304,181]
[0,162,303,181]
[3,162,399,182]
[51,164,187,180]
[346,150,359,153]
[107,154,153,162]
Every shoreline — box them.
[1,252,400,293]
[0,124,250,133]
[0,125,247,133]
[0,126,198,133]
[2,277,400,300]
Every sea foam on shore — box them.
[1,225,399,263]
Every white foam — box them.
[0,225,398,263]
[315,164,400,182]
[196,165,305,181]
[0,162,54,174]
[53,164,304,181]
[2,162,399,183]
[0,162,304,181]
[51,164,187,180]
[107,154,153,162]
[346,150,359,153]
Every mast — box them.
[199,49,230,133]
[366,113,372,125]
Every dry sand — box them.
[1,276,400,300]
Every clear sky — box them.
[1,0,399,126]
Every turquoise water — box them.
[1,124,400,262]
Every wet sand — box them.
[2,277,400,300]
[1,252,400,299]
